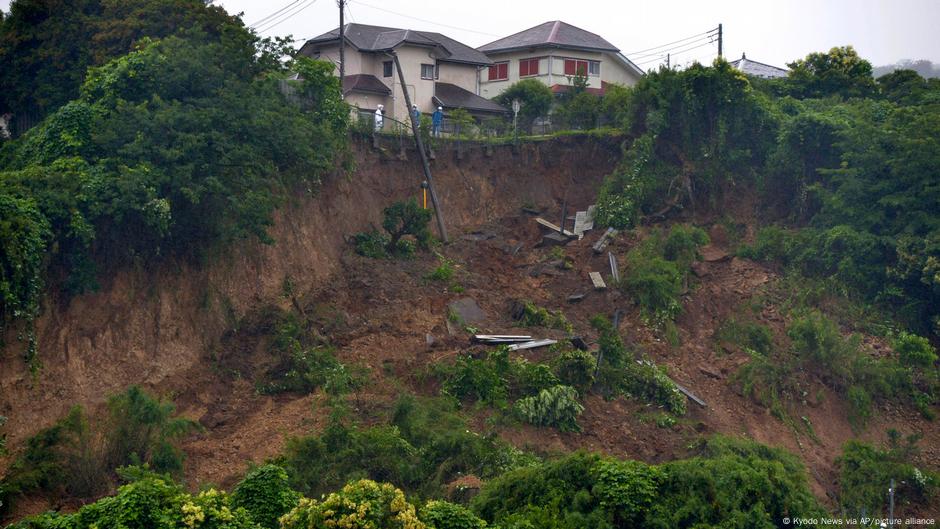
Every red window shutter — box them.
[577,60,588,76]
[519,60,528,77]
[564,59,575,75]
[488,65,498,80]
[499,63,508,79]
[530,59,539,75]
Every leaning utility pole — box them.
[338,0,346,99]
[717,23,723,58]
[391,52,449,242]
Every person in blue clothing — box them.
[432,106,444,137]
[411,104,421,126]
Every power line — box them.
[631,35,715,60]
[256,0,319,33]
[349,0,501,37]
[633,39,716,63]
[249,0,302,28]
[624,28,717,56]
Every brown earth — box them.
[1,135,938,518]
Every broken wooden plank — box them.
[535,217,576,238]
[473,335,532,344]
[592,227,618,254]
[567,293,586,303]
[508,339,558,351]
[589,272,607,290]
[574,205,596,238]
[608,252,620,283]
[674,382,707,407]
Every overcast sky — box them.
[2,0,938,69]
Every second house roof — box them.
[478,21,619,54]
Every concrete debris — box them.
[567,293,586,303]
[589,272,607,290]
[448,298,486,326]
[573,205,596,238]
[592,227,618,254]
[473,335,532,344]
[608,252,620,283]
[508,339,558,351]
[539,231,571,247]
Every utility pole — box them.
[391,52,449,242]
[338,0,346,99]
[717,23,723,58]
[666,53,670,69]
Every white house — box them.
[730,53,788,79]
[298,23,506,125]
[477,21,644,98]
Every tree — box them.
[232,465,301,529]
[280,479,426,529]
[786,46,877,99]
[494,79,553,133]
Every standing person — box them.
[411,104,421,126]
[432,106,443,137]
[374,104,384,132]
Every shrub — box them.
[838,433,938,517]
[554,349,597,393]
[383,199,432,254]
[591,315,631,369]
[258,311,347,395]
[353,230,390,258]
[280,479,425,529]
[621,362,687,416]
[514,385,584,432]
[622,254,682,324]
[426,254,456,282]
[420,500,487,529]
[894,331,938,368]
[592,459,662,527]
[661,224,709,268]
[716,318,775,356]
[516,301,572,332]
[493,79,554,133]
[231,464,301,529]
[441,349,511,406]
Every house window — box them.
[383,61,393,77]
[488,61,509,81]
[519,57,540,77]
[564,59,601,77]
[588,60,600,76]
[421,63,435,80]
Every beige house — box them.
[478,21,644,98]
[299,24,506,125]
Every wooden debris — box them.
[592,227,618,254]
[589,272,607,290]
[540,231,571,247]
[508,339,558,351]
[535,217,576,238]
[608,252,620,283]
[573,206,596,238]
[567,293,586,303]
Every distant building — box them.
[298,23,506,124]
[730,53,788,79]
[477,21,644,98]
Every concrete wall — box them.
[479,49,641,99]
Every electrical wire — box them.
[633,39,716,64]
[349,0,501,37]
[630,35,715,60]
[255,0,319,33]
[249,0,303,28]
[623,28,717,56]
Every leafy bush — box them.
[554,349,597,393]
[838,432,938,517]
[893,331,938,368]
[281,479,424,529]
[0,386,198,513]
[592,459,662,527]
[621,362,687,416]
[493,79,554,133]
[257,311,349,395]
[231,464,301,529]
[354,199,432,259]
[716,318,774,356]
[420,500,487,529]
[516,301,573,332]
[514,385,584,432]
[353,230,390,258]
[426,254,456,282]
[438,347,559,408]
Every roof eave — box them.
[480,43,619,55]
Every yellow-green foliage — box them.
[279,479,425,529]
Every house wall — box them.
[479,48,640,98]
[437,62,479,91]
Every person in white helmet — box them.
[432,106,443,137]
[374,104,384,132]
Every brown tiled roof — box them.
[433,83,508,114]
[303,23,492,65]
[342,74,391,95]
[478,21,619,54]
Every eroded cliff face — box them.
[0,136,621,445]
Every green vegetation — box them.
[515,300,573,332]
[437,347,559,408]
[493,79,554,133]
[354,199,432,258]
[472,437,824,529]
[231,465,301,529]
[280,395,534,499]
[621,225,708,325]
[0,18,348,365]
[0,386,198,515]
[513,384,585,432]
[838,430,938,518]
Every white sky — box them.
[2,0,939,69]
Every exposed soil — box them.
[2,136,938,519]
